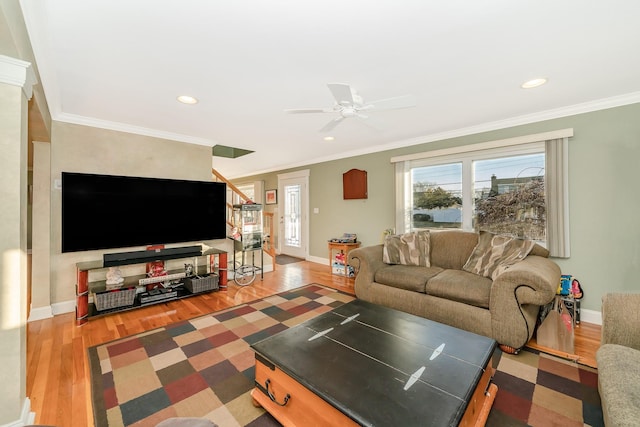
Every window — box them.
[393,129,572,257]
[473,154,545,240]
[408,144,544,240]
[235,183,255,202]
[412,163,462,229]
[234,180,264,204]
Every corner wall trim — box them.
[0,55,37,99]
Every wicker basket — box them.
[184,273,219,294]
[94,287,137,311]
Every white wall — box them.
[46,122,223,306]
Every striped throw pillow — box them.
[383,230,431,267]
[463,231,534,279]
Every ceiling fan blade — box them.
[319,116,344,132]
[327,83,354,106]
[355,114,384,132]
[367,94,416,110]
[284,108,334,114]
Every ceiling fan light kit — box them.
[285,83,416,132]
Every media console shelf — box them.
[75,248,228,325]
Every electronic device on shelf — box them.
[61,172,227,253]
[139,287,178,305]
[138,272,187,286]
[105,245,202,267]
[329,233,357,243]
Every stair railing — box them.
[212,168,277,271]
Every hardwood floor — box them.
[529,318,601,368]
[26,261,600,426]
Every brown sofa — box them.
[348,229,561,352]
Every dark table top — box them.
[252,299,496,427]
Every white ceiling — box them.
[19,0,640,179]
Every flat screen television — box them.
[62,172,227,253]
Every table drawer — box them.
[252,356,359,427]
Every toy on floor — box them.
[557,274,583,299]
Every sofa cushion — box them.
[429,230,479,270]
[383,230,430,266]
[596,343,640,427]
[425,270,492,308]
[463,231,534,279]
[374,264,443,293]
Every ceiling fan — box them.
[285,83,416,132]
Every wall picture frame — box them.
[265,189,277,205]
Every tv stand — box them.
[75,248,227,325]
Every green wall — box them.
[236,102,640,312]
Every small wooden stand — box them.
[328,241,360,276]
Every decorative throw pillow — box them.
[383,230,431,267]
[463,231,535,279]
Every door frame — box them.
[277,169,309,259]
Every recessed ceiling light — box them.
[323,136,335,142]
[521,78,547,89]
[177,95,198,104]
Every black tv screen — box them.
[62,172,227,253]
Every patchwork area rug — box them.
[489,348,603,426]
[88,284,353,427]
[89,284,603,427]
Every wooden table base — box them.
[252,358,498,427]
[252,360,358,427]
[250,300,498,427]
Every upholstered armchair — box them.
[595,293,640,426]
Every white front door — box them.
[278,170,309,259]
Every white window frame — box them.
[392,129,572,257]
[235,181,264,204]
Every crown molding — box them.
[390,128,573,163]
[56,112,216,147]
[0,55,37,99]
[227,93,640,179]
[50,90,640,181]
[368,91,640,155]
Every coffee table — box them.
[251,299,498,426]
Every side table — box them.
[328,241,360,276]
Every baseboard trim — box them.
[27,305,53,322]
[307,255,328,265]
[28,300,79,320]
[579,308,602,326]
[0,397,35,427]
[52,300,76,316]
